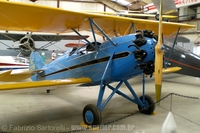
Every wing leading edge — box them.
[0,1,195,36]
[0,77,92,90]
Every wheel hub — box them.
[85,110,94,124]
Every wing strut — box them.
[127,22,136,35]
[88,18,117,46]
[97,46,117,108]
[166,27,181,65]
[71,28,91,44]
[89,18,99,51]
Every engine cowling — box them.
[19,36,36,56]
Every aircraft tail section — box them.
[30,51,45,70]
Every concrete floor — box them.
[0,73,200,133]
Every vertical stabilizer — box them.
[152,0,176,14]
[29,51,45,70]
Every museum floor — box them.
[0,73,199,133]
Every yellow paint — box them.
[162,67,182,74]
[0,70,42,82]
[152,112,156,115]
[155,84,162,103]
[80,121,99,131]
[152,67,182,75]
[162,15,177,18]
[0,70,33,82]
[154,4,164,105]
[0,77,92,90]
[0,1,195,36]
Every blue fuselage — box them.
[32,33,157,85]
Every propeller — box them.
[154,0,164,103]
[12,33,35,56]
[13,33,34,49]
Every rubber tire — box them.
[82,104,102,125]
[138,95,155,115]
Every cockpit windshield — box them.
[67,42,102,56]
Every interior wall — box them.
[11,0,114,11]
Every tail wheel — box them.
[138,95,155,115]
[83,104,102,125]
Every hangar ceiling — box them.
[100,0,149,11]
[89,0,151,11]
[30,0,151,12]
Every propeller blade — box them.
[155,45,164,102]
[154,0,164,103]
[13,42,28,47]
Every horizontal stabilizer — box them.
[0,77,92,90]
[0,70,42,82]
[162,67,182,74]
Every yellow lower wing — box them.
[162,67,182,74]
[0,77,92,90]
[152,67,182,75]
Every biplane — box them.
[0,32,89,56]
[0,0,195,125]
[85,10,178,20]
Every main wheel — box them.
[138,95,155,115]
[82,104,102,125]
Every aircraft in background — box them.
[0,54,29,72]
[0,32,89,56]
[65,42,85,48]
[85,10,178,19]
[143,0,200,14]
[0,0,196,126]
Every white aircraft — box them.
[0,53,29,73]
[143,0,200,14]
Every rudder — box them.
[29,51,45,70]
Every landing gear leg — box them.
[138,74,155,114]
[82,81,124,125]
[81,76,155,125]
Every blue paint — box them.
[30,33,156,84]
[85,110,94,124]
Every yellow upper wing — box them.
[0,1,195,36]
